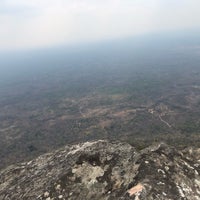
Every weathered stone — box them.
[0,140,199,200]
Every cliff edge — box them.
[0,140,200,200]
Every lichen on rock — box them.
[0,140,199,200]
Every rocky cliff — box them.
[0,140,200,200]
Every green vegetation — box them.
[0,43,200,169]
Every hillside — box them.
[0,140,199,200]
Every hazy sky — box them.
[0,0,200,50]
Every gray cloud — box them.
[0,0,200,50]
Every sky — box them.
[0,0,200,50]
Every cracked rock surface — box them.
[0,140,200,200]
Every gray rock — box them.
[0,140,199,200]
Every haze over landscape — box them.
[0,1,200,200]
[1,0,200,50]
[0,1,200,196]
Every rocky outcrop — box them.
[0,140,200,200]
